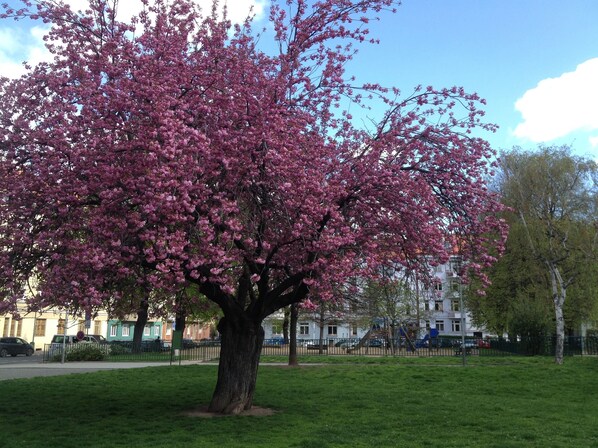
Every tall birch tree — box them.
[498,146,598,364]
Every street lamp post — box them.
[453,264,467,367]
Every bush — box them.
[109,343,131,356]
[64,344,107,361]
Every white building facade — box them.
[263,256,488,342]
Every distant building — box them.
[263,255,488,342]
[1,305,109,351]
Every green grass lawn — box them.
[1,357,597,447]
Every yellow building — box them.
[1,305,110,351]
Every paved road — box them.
[0,359,178,381]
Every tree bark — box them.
[132,298,149,353]
[208,315,264,414]
[175,307,186,336]
[288,303,299,366]
[548,264,566,365]
[318,321,325,355]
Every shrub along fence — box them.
[43,341,221,363]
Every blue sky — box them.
[360,0,598,158]
[1,0,597,159]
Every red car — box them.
[477,339,491,349]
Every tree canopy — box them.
[0,0,507,412]
[488,145,598,363]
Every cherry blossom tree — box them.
[0,0,507,413]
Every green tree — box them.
[467,220,549,337]
[497,146,598,364]
[360,268,423,352]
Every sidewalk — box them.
[0,360,194,381]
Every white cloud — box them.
[0,26,50,78]
[589,135,598,148]
[513,58,598,143]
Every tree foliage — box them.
[0,0,506,412]
[468,220,549,336]
[493,145,598,363]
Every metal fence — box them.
[42,341,221,363]
[43,336,598,363]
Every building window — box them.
[424,301,430,311]
[78,320,85,332]
[299,322,309,335]
[10,319,16,336]
[166,323,172,336]
[450,258,462,274]
[327,325,338,336]
[57,319,65,335]
[451,300,460,311]
[144,325,151,336]
[122,325,130,337]
[452,320,461,332]
[434,282,443,291]
[425,320,431,330]
[435,321,445,331]
[434,301,443,311]
[94,320,101,335]
[2,318,9,337]
[451,280,460,293]
[110,325,117,337]
[351,324,358,336]
[156,326,161,337]
[17,320,22,337]
[271,322,283,335]
[34,319,47,337]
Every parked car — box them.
[198,338,220,346]
[477,339,491,349]
[263,337,285,346]
[109,339,169,352]
[296,339,310,347]
[50,335,79,345]
[305,340,327,350]
[461,340,478,349]
[365,338,387,348]
[415,338,429,348]
[182,338,198,349]
[334,339,358,348]
[80,334,108,344]
[0,337,35,357]
[455,339,478,355]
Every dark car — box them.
[182,338,198,349]
[365,338,387,348]
[263,337,285,346]
[0,337,35,357]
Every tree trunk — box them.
[554,298,565,364]
[132,298,149,353]
[318,322,325,355]
[175,307,186,336]
[208,315,264,415]
[288,303,299,366]
[548,263,566,365]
